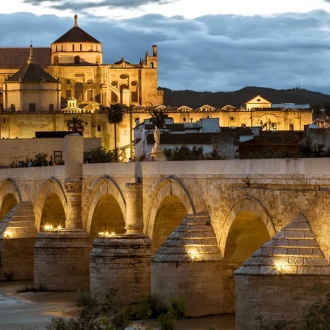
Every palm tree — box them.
[67,117,84,134]
[106,103,126,159]
[149,109,167,128]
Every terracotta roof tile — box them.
[53,26,100,44]
[0,48,50,69]
[7,63,57,83]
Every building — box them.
[0,15,313,159]
[0,14,163,110]
[134,117,239,159]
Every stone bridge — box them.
[1,135,330,328]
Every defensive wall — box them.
[0,136,329,328]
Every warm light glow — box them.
[43,224,53,231]
[274,260,287,273]
[98,230,116,238]
[188,248,199,261]
[3,230,12,239]
[57,225,63,230]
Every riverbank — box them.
[0,281,235,330]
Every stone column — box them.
[125,182,143,234]
[64,133,83,229]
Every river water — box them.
[0,281,235,330]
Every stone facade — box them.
[0,16,163,110]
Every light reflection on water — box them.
[0,293,24,305]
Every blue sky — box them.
[2,0,330,94]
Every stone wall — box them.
[34,230,90,291]
[235,275,330,329]
[0,137,101,167]
[151,262,224,317]
[90,235,151,305]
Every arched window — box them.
[75,83,83,101]
[74,56,80,64]
[289,124,294,131]
[53,55,59,65]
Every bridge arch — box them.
[85,177,126,241]
[220,195,276,313]
[0,180,22,220]
[34,179,68,232]
[220,195,275,257]
[146,177,195,253]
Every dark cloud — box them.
[23,0,176,10]
[1,10,330,94]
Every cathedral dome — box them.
[52,15,100,44]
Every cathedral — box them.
[0,14,163,111]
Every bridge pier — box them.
[90,234,151,304]
[34,229,90,290]
[34,133,91,290]
[0,202,37,281]
[90,181,152,303]
[151,213,224,317]
[234,215,330,329]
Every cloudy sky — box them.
[2,0,330,94]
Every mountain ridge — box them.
[162,86,330,108]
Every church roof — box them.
[7,47,57,83]
[7,62,58,83]
[52,15,100,44]
[0,47,50,69]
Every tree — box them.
[67,117,84,134]
[149,109,167,128]
[106,103,126,159]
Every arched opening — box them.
[111,92,118,103]
[152,195,187,255]
[40,193,66,231]
[53,55,59,65]
[0,193,18,220]
[75,82,83,101]
[89,194,125,243]
[223,210,271,312]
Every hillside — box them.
[161,86,330,108]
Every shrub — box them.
[157,297,187,330]
[256,315,289,330]
[301,293,330,330]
